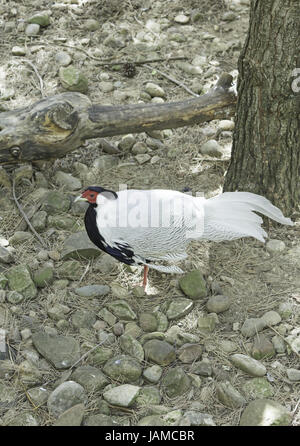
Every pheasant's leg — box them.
[143,265,149,289]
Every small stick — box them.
[78,262,90,284]
[15,203,42,230]
[144,64,199,97]
[70,340,107,369]
[22,59,44,97]
[100,56,189,67]
[292,398,300,415]
[12,179,47,248]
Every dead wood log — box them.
[0,73,236,165]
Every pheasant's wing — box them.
[96,189,205,262]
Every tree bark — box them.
[223,0,300,215]
[0,73,236,165]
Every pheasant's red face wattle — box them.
[81,189,99,204]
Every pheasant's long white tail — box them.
[203,192,293,242]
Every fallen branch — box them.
[0,73,236,165]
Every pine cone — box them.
[122,63,137,78]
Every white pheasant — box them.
[75,186,293,288]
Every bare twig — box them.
[292,398,300,415]
[144,64,199,97]
[22,59,44,97]
[12,179,47,248]
[102,56,189,67]
[78,261,90,284]
[70,340,107,369]
[15,203,42,230]
[29,41,189,66]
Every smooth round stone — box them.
[286,368,300,381]
[144,83,166,98]
[47,381,87,417]
[82,19,100,31]
[240,399,292,426]
[241,318,266,337]
[261,310,281,326]
[266,239,286,254]
[103,384,140,407]
[143,365,163,383]
[55,51,72,66]
[206,295,231,313]
[74,285,110,298]
[103,355,142,383]
[12,46,26,56]
[200,140,223,158]
[174,14,190,24]
[144,340,176,366]
[25,23,40,36]
[231,353,266,377]
[218,120,235,131]
[139,313,158,332]
[118,134,136,151]
[27,13,50,27]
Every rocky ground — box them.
[0,0,299,427]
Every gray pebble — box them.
[206,295,231,313]
[261,310,281,326]
[25,23,40,36]
[143,365,163,383]
[103,384,140,407]
[200,140,223,158]
[286,368,300,382]
[241,318,266,337]
[47,381,87,417]
[231,353,266,377]
[216,381,246,408]
[55,51,72,66]
[266,239,286,254]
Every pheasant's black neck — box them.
[84,204,106,252]
[84,204,136,265]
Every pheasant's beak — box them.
[74,195,88,203]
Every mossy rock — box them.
[179,270,207,300]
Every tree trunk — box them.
[223,0,300,215]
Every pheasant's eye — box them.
[90,193,95,198]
